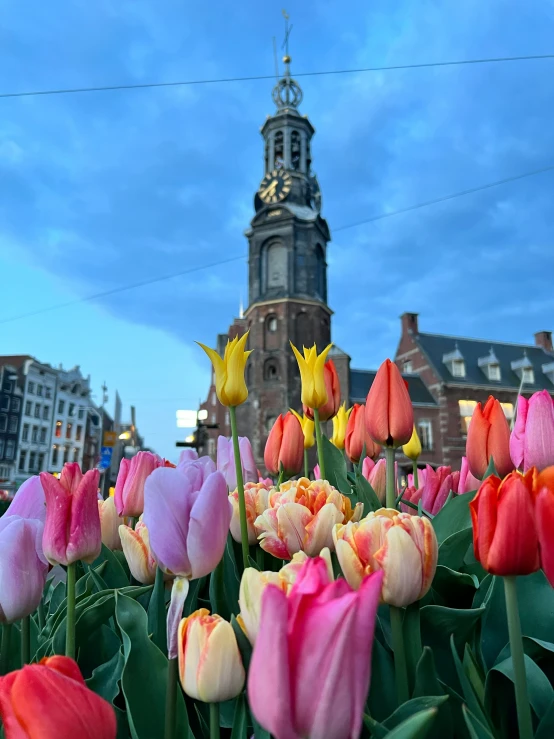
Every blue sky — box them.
[1,0,553,460]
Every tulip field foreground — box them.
[1,343,554,739]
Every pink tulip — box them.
[40,465,101,566]
[217,436,257,489]
[313,464,321,479]
[248,557,383,739]
[510,391,554,472]
[401,465,459,515]
[178,449,198,467]
[0,516,48,623]
[361,457,375,480]
[459,456,481,494]
[114,452,165,518]
[407,467,428,490]
[6,476,46,523]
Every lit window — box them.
[452,360,465,378]
[28,382,35,394]
[55,420,63,438]
[417,420,433,451]
[488,364,501,381]
[22,424,29,441]
[459,400,477,435]
[501,403,514,420]
[66,423,73,439]
[522,367,535,384]
[58,400,65,414]
[37,385,43,397]
[268,316,278,332]
[403,360,413,374]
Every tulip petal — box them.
[466,403,490,479]
[0,518,47,623]
[40,472,72,566]
[470,476,499,569]
[524,391,554,471]
[119,526,156,584]
[264,415,283,476]
[67,469,101,564]
[487,400,513,477]
[6,476,46,523]
[374,526,423,606]
[167,577,190,660]
[510,395,528,469]
[195,619,245,702]
[197,342,229,406]
[248,585,298,739]
[365,363,390,446]
[388,363,414,446]
[276,503,313,558]
[187,471,231,579]
[303,502,344,556]
[536,487,554,587]
[114,458,130,517]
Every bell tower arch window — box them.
[264,358,280,382]
[263,241,287,292]
[274,131,284,169]
[265,313,280,350]
[291,131,301,171]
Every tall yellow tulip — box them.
[197,332,252,407]
[331,403,351,450]
[402,426,422,461]
[290,409,315,449]
[290,342,333,409]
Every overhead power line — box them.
[1,53,553,99]
[1,162,552,325]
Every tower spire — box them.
[272,10,303,111]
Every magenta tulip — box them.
[459,456,481,494]
[248,557,383,739]
[401,465,459,515]
[217,436,257,489]
[510,391,554,472]
[0,516,48,623]
[40,465,101,566]
[6,476,46,523]
[114,451,165,517]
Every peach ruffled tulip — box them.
[229,481,271,545]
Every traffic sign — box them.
[98,446,113,471]
[103,431,117,447]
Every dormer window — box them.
[511,353,535,386]
[542,361,554,385]
[443,346,465,379]
[523,367,535,384]
[478,348,501,382]
[452,360,466,378]
[403,360,413,373]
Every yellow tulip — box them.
[178,608,245,702]
[331,403,351,450]
[197,332,253,407]
[290,408,315,449]
[290,342,333,409]
[402,426,422,461]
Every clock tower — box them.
[236,52,333,462]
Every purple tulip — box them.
[510,391,554,472]
[6,476,46,523]
[0,516,48,624]
[177,449,199,467]
[217,436,257,489]
[459,456,481,494]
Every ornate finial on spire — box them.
[272,10,303,111]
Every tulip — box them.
[510,391,554,472]
[303,360,341,422]
[333,508,438,606]
[466,395,513,479]
[402,426,422,460]
[217,435,257,489]
[290,342,333,410]
[40,466,101,566]
[5,476,45,523]
[197,332,252,407]
[178,449,198,466]
[362,458,387,503]
[330,402,349,450]
[178,609,245,703]
[407,466,427,489]
[264,412,304,477]
[119,520,158,584]
[255,478,362,559]
[535,467,554,587]
[229,481,271,545]
[248,557,383,739]
[0,516,48,624]
[290,409,315,449]
[0,656,116,738]
[470,470,542,577]
[420,465,459,514]
[114,451,165,518]
[98,498,123,551]
[313,463,321,479]
[459,456,481,494]
[345,404,382,463]
[365,359,414,448]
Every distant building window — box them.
[37,384,43,397]
[32,426,38,442]
[40,427,47,443]
[69,403,75,417]
[58,400,65,414]
[0,415,6,432]
[28,382,35,394]
[488,364,501,381]
[522,367,535,384]
[264,359,279,381]
[52,446,59,466]
[417,420,433,451]
[403,360,413,374]
[9,416,17,433]
[501,402,514,420]
[25,401,31,416]
[34,404,41,418]
[29,452,37,472]
[0,396,9,411]
[267,316,278,332]
[43,406,50,420]
[38,453,45,471]
[66,423,73,440]
[76,425,82,441]
[63,447,70,465]
[266,415,278,433]
[211,392,216,405]
[78,408,84,419]
[274,130,284,169]
[22,424,29,441]
[5,380,14,393]
[5,440,14,460]
[18,450,26,471]
[459,400,478,435]
[225,411,230,426]
[452,360,466,378]
[45,387,52,399]
[207,438,215,457]
[55,420,63,438]
[0,439,3,458]
[11,398,20,412]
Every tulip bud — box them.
[114,451,165,518]
[402,426,422,460]
[119,520,158,584]
[290,342,333,410]
[217,435,257,489]
[197,332,252,407]
[466,396,513,479]
[264,412,304,477]
[365,359,413,447]
[98,498,124,551]
[238,569,285,645]
[364,458,387,503]
[510,391,554,472]
[290,409,315,449]
[303,360,341,422]
[345,404,382,463]
[458,456,481,494]
[333,508,438,607]
[178,609,245,702]
[535,467,554,587]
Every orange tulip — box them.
[364,359,413,447]
[264,412,304,477]
[303,360,341,422]
[466,396,513,479]
[345,403,382,463]
[536,467,554,586]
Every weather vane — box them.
[282,9,293,60]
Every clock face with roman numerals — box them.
[258,170,292,204]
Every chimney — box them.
[401,312,419,337]
[535,330,553,352]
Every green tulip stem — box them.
[504,576,534,739]
[304,449,309,479]
[385,446,396,509]
[21,615,31,665]
[65,562,76,660]
[313,408,326,481]
[210,702,220,739]
[164,657,178,739]
[412,461,419,490]
[390,605,409,705]
[0,623,12,675]
[37,600,45,632]
[229,405,250,571]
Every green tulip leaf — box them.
[355,472,383,515]
[382,707,438,739]
[403,602,423,694]
[231,614,252,672]
[147,566,167,655]
[450,634,492,732]
[461,705,495,739]
[486,653,554,725]
[411,648,454,739]
[86,648,125,704]
[367,636,397,722]
[482,457,498,480]
[90,544,130,589]
[230,694,248,738]
[437,528,473,571]
[432,492,474,544]
[431,565,479,609]
[320,435,351,496]
[535,699,554,739]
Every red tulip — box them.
[466,396,513,480]
[535,467,554,587]
[364,359,413,447]
[264,413,304,477]
[470,470,540,577]
[0,656,116,738]
[303,360,341,422]
[345,403,382,463]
